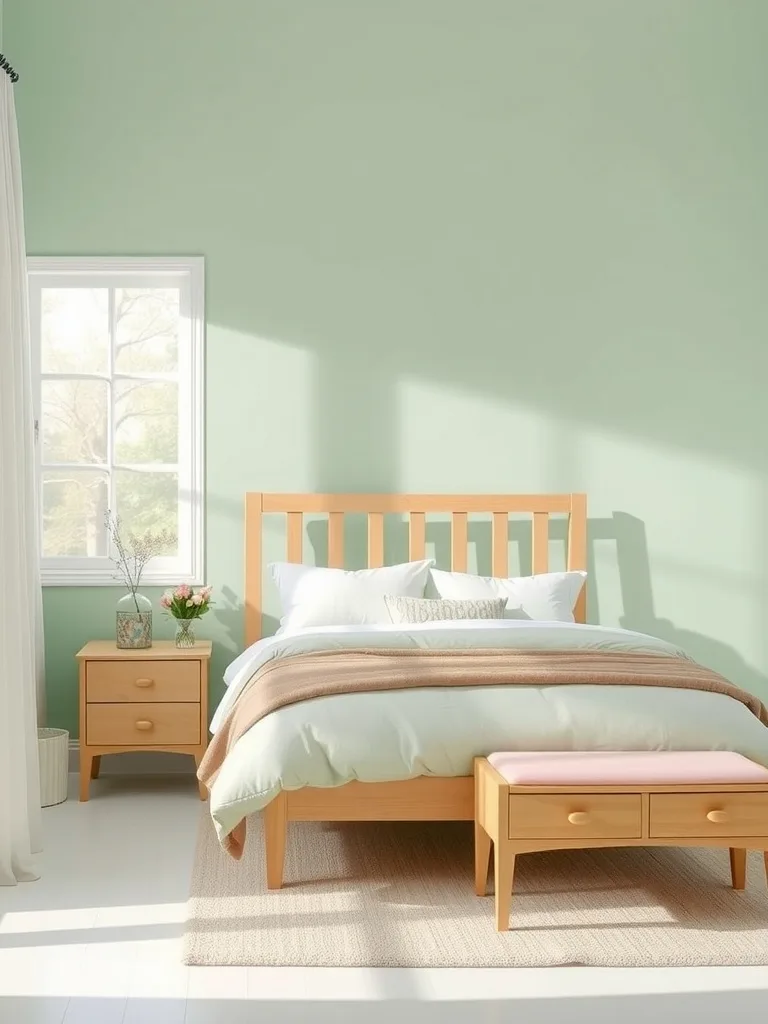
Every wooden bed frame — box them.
[244,492,587,888]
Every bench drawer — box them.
[508,793,642,840]
[650,793,768,838]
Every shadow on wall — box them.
[609,512,768,695]
[212,585,246,652]
[208,504,766,707]
[296,509,767,693]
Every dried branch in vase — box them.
[103,511,177,612]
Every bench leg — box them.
[763,851,768,889]
[494,842,515,932]
[475,821,492,896]
[729,847,746,890]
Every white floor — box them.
[1,776,768,1023]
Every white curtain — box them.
[0,68,43,886]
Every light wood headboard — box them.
[245,493,587,644]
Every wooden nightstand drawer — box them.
[650,792,768,838]
[87,659,201,703]
[86,702,201,746]
[507,793,642,840]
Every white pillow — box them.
[270,560,434,631]
[430,568,586,623]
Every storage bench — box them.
[474,751,768,931]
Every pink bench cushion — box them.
[486,750,768,786]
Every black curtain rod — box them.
[1,53,19,83]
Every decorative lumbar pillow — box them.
[270,560,434,632]
[429,568,587,623]
[384,595,508,624]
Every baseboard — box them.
[68,740,196,775]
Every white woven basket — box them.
[38,728,69,807]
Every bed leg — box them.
[264,792,287,890]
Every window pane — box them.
[41,288,109,374]
[115,469,178,556]
[42,470,109,557]
[114,380,178,466]
[114,288,179,374]
[41,379,108,464]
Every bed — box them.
[200,492,768,889]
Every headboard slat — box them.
[568,492,588,623]
[286,512,303,564]
[491,513,508,578]
[532,512,549,575]
[451,513,468,572]
[368,512,384,568]
[328,512,344,568]
[408,512,426,561]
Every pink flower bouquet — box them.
[160,584,213,620]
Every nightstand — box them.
[75,640,212,801]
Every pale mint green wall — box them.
[7,1,768,737]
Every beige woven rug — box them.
[184,814,768,967]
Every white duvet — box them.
[207,621,768,846]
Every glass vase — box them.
[174,619,196,648]
[115,592,152,649]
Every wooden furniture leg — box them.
[494,842,516,932]
[474,820,492,896]
[729,847,747,890]
[264,792,287,889]
[90,755,101,779]
[763,851,768,887]
[79,751,93,802]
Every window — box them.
[28,257,204,586]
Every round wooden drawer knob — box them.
[567,811,589,825]
[134,677,154,688]
[706,809,729,823]
[135,720,154,731]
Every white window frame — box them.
[28,256,205,587]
